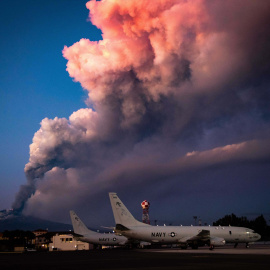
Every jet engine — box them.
[210,237,226,246]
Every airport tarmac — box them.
[149,243,270,255]
[0,244,270,270]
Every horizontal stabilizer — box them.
[73,232,84,237]
[115,224,130,231]
[101,226,115,231]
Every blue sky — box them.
[0,0,101,209]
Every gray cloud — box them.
[13,0,270,225]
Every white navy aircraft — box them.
[70,210,128,246]
[109,193,261,250]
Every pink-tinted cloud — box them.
[13,0,270,223]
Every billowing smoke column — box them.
[12,0,270,220]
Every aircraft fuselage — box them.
[117,225,260,245]
[76,232,128,246]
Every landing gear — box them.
[234,243,238,248]
[191,244,198,249]
[209,245,214,250]
[246,243,250,248]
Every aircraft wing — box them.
[178,229,210,243]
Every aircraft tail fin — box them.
[109,192,149,227]
[70,210,95,235]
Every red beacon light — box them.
[141,200,150,209]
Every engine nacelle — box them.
[210,237,226,246]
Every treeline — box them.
[213,214,270,241]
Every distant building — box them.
[0,232,5,240]
[49,234,91,251]
[0,229,94,252]
[35,233,49,250]
[32,229,48,237]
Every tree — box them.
[213,214,270,240]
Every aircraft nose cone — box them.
[256,233,261,240]
[253,233,261,240]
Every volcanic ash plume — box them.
[13,0,270,221]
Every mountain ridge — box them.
[0,210,72,231]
